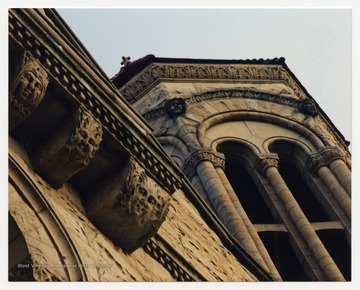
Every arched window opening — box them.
[316,229,351,281]
[278,161,330,222]
[258,231,308,281]
[269,141,331,222]
[218,141,277,224]
[225,159,277,224]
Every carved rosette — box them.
[32,107,103,189]
[257,155,279,176]
[9,51,49,127]
[307,147,344,175]
[182,148,226,179]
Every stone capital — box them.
[307,147,344,175]
[256,154,279,176]
[182,148,225,179]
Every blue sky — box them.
[57,8,352,146]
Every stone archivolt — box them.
[120,63,307,103]
[142,89,316,122]
[182,148,225,179]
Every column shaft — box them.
[216,167,281,281]
[329,159,351,196]
[317,166,351,219]
[265,166,345,281]
[196,160,266,269]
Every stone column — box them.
[183,148,267,270]
[258,155,345,281]
[307,147,351,219]
[216,167,281,281]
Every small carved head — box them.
[300,99,318,117]
[165,98,186,118]
[67,109,103,165]
[10,52,49,111]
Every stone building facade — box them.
[8,9,351,282]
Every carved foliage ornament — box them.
[120,63,307,103]
[257,156,279,176]
[307,147,344,175]
[10,51,49,118]
[183,148,226,179]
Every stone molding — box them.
[142,89,316,122]
[300,99,319,117]
[119,63,307,103]
[307,147,344,175]
[143,239,195,281]
[9,10,181,194]
[182,148,225,179]
[256,154,279,176]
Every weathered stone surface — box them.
[158,190,258,281]
[84,157,171,253]
[31,107,103,189]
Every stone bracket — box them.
[31,107,103,189]
[84,157,171,253]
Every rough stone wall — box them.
[159,190,257,281]
[9,145,257,281]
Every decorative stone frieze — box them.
[85,157,171,253]
[9,51,49,128]
[300,99,319,117]
[256,154,279,176]
[182,148,225,179]
[32,107,103,188]
[143,239,194,281]
[119,63,307,103]
[307,147,344,175]
[8,10,181,194]
[165,98,187,118]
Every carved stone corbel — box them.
[182,148,225,179]
[84,157,171,253]
[165,98,187,118]
[31,107,103,189]
[9,51,49,129]
[256,154,279,176]
[299,99,318,117]
[307,147,344,175]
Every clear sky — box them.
[57,7,352,147]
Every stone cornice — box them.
[119,62,307,103]
[9,9,182,194]
[182,148,225,179]
[307,147,344,175]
